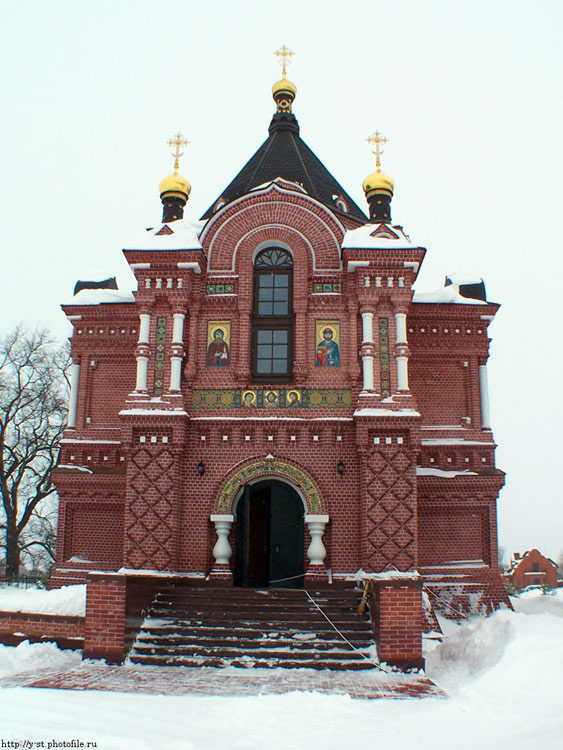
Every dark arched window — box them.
[252,248,293,380]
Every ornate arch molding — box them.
[216,457,324,514]
[202,188,345,272]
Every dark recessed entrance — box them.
[234,479,304,589]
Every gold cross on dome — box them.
[366,130,389,172]
[274,45,295,79]
[167,132,189,175]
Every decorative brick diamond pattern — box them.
[365,448,416,572]
[124,447,177,570]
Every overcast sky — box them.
[1,0,561,561]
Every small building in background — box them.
[504,549,558,589]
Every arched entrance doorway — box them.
[234,479,304,589]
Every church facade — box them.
[51,55,508,665]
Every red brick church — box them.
[51,50,509,667]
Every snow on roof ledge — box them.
[354,408,420,418]
[416,468,478,478]
[342,223,414,249]
[412,284,487,305]
[65,288,135,306]
[446,272,483,286]
[413,271,488,305]
[346,569,422,581]
[119,407,188,416]
[123,218,204,251]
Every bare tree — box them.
[0,327,69,579]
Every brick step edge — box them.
[146,609,367,622]
[128,656,377,671]
[152,600,361,612]
[139,622,373,634]
[130,644,371,660]
[155,591,363,601]
[134,635,373,649]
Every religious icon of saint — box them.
[264,390,278,407]
[207,327,230,367]
[287,390,301,407]
[242,390,256,407]
[316,327,340,366]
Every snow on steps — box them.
[128,585,377,671]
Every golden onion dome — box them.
[159,173,191,199]
[362,171,395,197]
[272,78,297,98]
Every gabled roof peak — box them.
[249,177,308,194]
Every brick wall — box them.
[52,473,125,574]
[418,506,488,566]
[0,611,84,648]
[425,567,511,618]
[417,475,505,569]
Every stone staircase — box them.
[128,585,377,670]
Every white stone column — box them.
[395,312,407,344]
[360,311,375,391]
[139,313,151,343]
[362,311,374,343]
[169,313,185,392]
[479,363,491,429]
[305,515,329,566]
[211,514,234,565]
[135,356,149,392]
[395,312,409,391]
[172,313,185,343]
[396,356,409,391]
[169,358,182,392]
[67,361,80,428]
[134,314,151,392]
[361,354,375,391]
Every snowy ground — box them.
[0,588,561,749]
[0,583,86,616]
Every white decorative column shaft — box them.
[169,313,185,392]
[305,515,329,566]
[135,358,149,392]
[172,312,185,343]
[67,361,81,428]
[360,311,375,391]
[139,313,151,343]
[362,311,374,343]
[169,359,182,392]
[479,362,491,429]
[211,514,234,565]
[362,355,374,391]
[395,312,407,344]
[134,313,151,392]
[395,312,409,391]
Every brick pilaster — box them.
[84,572,126,663]
[372,575,424,670]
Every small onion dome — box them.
[159,173,191,199]
[272,78,297,98]
[272,78,297,110]
[362,171,395,198]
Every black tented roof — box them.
[201,113,367,223]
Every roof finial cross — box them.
[274,45,294,80]
[366,130,389,172]
[167,132,189,175]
